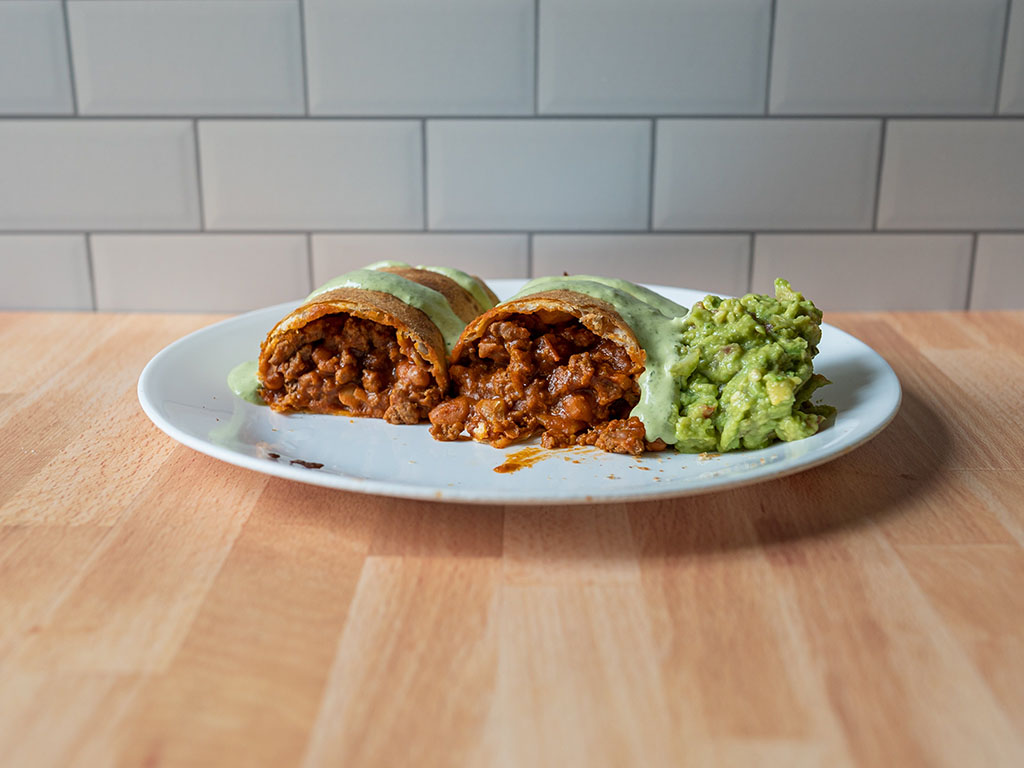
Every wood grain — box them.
[0,310,1022,767]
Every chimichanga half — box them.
[257,264,495,424]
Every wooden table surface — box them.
[1,310,1022,768]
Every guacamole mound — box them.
[673,279,835,453]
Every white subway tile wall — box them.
[0,0,1021,311]
[68,1,304,116]
[90,235,309,312]
[305,0,534,116]
[0,1,74,115]
[199,121,423,230]
[0,121,199,230]
[771,0,1007,115]
[311,235,529,285]
[427,120,650,230]
[653,120,881,230]
[0,236,91,310]
[877,121,1024,229]
[752,235,974,311]
[532,235,751,296]
[1001,1,1024,113]
[970,236,1024,309]
[538,0,771,115]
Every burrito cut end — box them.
[429,290,659,456]
[258,287,450,425]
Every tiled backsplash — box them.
[1,0,1022,312]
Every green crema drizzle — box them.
[306,268,465,353]
[227,360,263,405]
[673,279,834,453]
[362,261,496,312]
[521,274,687,319]
[511,275,689,445]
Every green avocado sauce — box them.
[363,261,496,312]
[673,279,834,452]
[521,274,687,319]
[307,268,465,353]
[418,265,496,312]
[227,360,264,405]
[511,276,689,445]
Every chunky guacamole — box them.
[673,279,834,453]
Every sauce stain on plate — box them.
[493,444,604,473]
[493,446,549,474]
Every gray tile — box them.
[999,0,1024,113]
[306,0,533,116]
[539,0,770,115]
[878,120,1024,229]
[199,121,423,230]
[753,235,973,311]
[0,1,73,114]
[427,120,650,230]
[653,120,880,230]
[0,121,199,230]
[311,234,528,285]
[91,235,309,312]
[532,235,750,295]
[970,236,1024,309]
[0,236,91,310]
[68,0,304,116]
[771,0,1006,114]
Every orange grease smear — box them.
[493,446,550,474]
[493,445,600,474]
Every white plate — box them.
[138,281,901,505]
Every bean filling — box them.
[259,315,442,424]
[428,314,663,456]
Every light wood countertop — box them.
[1,310,1022,767]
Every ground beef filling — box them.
[429,315,660,456]
[260,315,442,424]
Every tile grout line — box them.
[764,0,777,114]
[871,119,888,230]
[533,0,541,115]
[747,233,756,293]
[192,120,206,231]
[4,227,1024,236]
[306,232,314,291]
[298,0,311,116]
[61,0,79,115]
[421,120,429,230]
[527,233,534,277]
[965,233,979,310]
[85,233,98,311]
[647,119,657,230]
[995,0,1015,112]
[1,113,1022,121]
